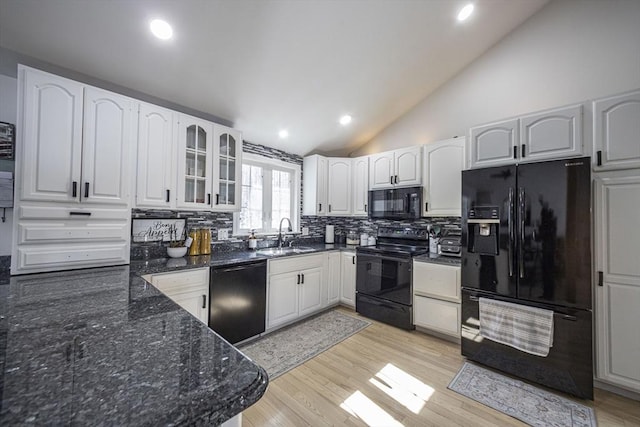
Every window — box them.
[234,153,301,235]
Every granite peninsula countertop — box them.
[413,253,462,266]
[0,265,268,425]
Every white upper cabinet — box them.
[176,114,213,210]
[352,157,369,216]
[81,87,133,206]
[136,103,176,208]
[213,125,242,211]
[19,67,84,203]
[519,104,582,162]
[302,154,328,216]
[19,67,132,205]
[593,89,640,171]
[469,118,519,169]
[422,137,465,217]
[327,158,352,216]
[369,146,421,189]
[469,105,583,169]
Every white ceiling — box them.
[0,0,548,156]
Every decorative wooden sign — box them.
[132,218,187,242]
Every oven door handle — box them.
[357,253,410,264]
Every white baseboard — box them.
[595,379,640,401]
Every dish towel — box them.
[479,297,554,357]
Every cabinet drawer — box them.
[413,295,460,336]
[413,261,460,301]
[269,253,325,275]
[17,242,129,272]
[20,204,130,220]
[150,268,209,294]
[18,222,129,244]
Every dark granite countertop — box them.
[130,242,358,276]
[413,253,462,266]
[0,265,268,425]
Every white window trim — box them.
[233,153,301,236]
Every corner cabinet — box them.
[593,89,640,171]
[369,146,421,189]
[468,104,583,169]
[213,126,242,211]
[136,103,177,208]
[422,138,465,216]
[144,268,210,324]
[176,115,213,210]
[594,172,640,393]
[352,157,369,216]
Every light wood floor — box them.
[243,307,640,427]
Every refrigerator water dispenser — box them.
[467,206,500,255]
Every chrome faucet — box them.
[277,217,293,248]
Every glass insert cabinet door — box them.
[178,115,212,209]
[215,127,242,210]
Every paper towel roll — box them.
[325,225,335,243]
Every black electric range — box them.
[355,227,429,330]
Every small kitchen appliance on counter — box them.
[438,227,462,257]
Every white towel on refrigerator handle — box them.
[479,297,554,357]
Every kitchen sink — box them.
[256,246,317,256]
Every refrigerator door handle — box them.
[519,187,525,279]
[508,187,514,277]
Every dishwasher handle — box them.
[214,261,267,273]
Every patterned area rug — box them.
[448,362,597,427]
[238,310,370,379]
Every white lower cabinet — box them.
[595,172,640,393]
[267,253,325,330]
[412,260,461,339]
[327,251,341,305]
[340,251,356,307]
[145,268,210,324]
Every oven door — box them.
[356,253,412,305]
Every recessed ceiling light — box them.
[279,129,289,139]
[150,19,173,40]
[457,4,474,22]
[339,115,352,126]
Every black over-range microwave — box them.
[368,186,422,220]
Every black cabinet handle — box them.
[598,271,603,287]
[329,204,332,213]
[296,274,300,284]
[394,175,398,184]
[319,203,322,212]
[390,176,393,185]
[301,273,304,284]
[597,150,602,166]
[69,211,91,216]
[521,144,526,158]
[425,202,428,212]
[202,295,206,309]
[166,189,170,203]
[216,194,220,205]
[72,181,78,198]
[352,256,355,265]
[208,193,211,205]
[513,145,518,159]
[84,182,89,198]
[364,204,367,212]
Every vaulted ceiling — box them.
[0,0,548,155]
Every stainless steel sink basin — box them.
[256,246,316,256]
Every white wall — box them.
[353,0,640,156]
[0,74,17,256]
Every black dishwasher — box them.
[209,260,267,344]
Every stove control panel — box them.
[377,227,429,240]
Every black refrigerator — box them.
[461,156,593,399]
